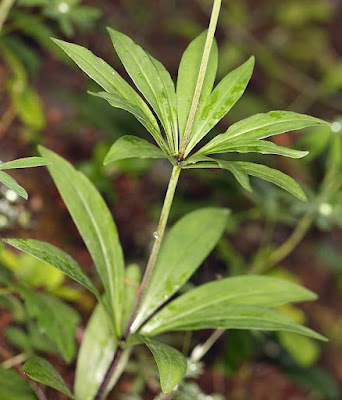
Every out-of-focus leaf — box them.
[23,357,74,398]
[121,264,141,330]
[141,336,187,393]
[131,208,229,332]
[14,86,45,131]
[0,157,49,170]
[177,31,218,141]
[0,171,27,199]
[104,135,169,165]
[39,146,124,337]
[0,366,37,400]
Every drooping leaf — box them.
[214,159,252,192]
[141,336,187,393]
[89,92,168,153]
[0,366,37,400]
[231,161,307,201]
[104,135,169,165]
[107,28,176,153]
[23,357,74,398]
[0,171,28,199]
[52,38,166,151]
[142,276,319,337]
[19,288,80,362]
[185,56,255,155]
[2,238,100,300]
[74,303,130,400]
[0,157,49,170]
[131,208,229,332]
[177,31,218,142]
[38,146,124,337]
[198,111,330,155]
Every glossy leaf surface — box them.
[104,135,169,165]
[0,171,27,199]
[23,357,74,398]
[0,157,49,170]
[141,337,187,393]
[131,208,229,332]
[198,111,329,155]
[39,146,124,336]
[3,238,100,300]
[186,56,255,155]
[177,31,218,141]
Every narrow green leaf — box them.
[0,366,37,400]
[2,238,100,300]
[23,356,74,398]
[141,337,187,393]
[107,28,176,152]
[278,332,320,367]
[142,275,318,336]
[75,303,130,400]
[122,264,141,330]
[0,171,28,199]
[0,157,49,170]
[104,135,169,165]
[214,159,252,192]
[19,288,80,362]
[89,92,167,153]
[38,146,124,337]
[232,161,307,201]
[186,56,255,155]
[198,111,330,155]
[131,208,229,332]
[177,31,218,141]
[143,304,326,341]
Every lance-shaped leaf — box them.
[185,56,255,155]
[107,28,177,153]
[2,238,101,300]
[104,135,170,165]
[141,275,318,336]
[23,357,74,398]
[52,38,166,152]
[0,157,49,170]
[19,288,80,362]
[39,146,124,337]
[89,92,168,153]
[198,111,330,155]
[75,303,130,400]
[142,304,326,341]
[141,337,187,393]
[0,171,28,199]
[131,208,229,332]
[177,31,218,141]
[231,161,307,201]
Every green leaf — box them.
[122,264,141,330]
[0,157,49,170]
[14,86,45,131]
[89,92,167,152]
[52,38,166,151]
[214,159,252,192]
[107,28,177,153]
[186,56,255,155]
[104,135,169,165]
[198,111,330,155]
[75,303,130,400]
[2,238,100,300]
[23,357,74,398]
[177,31,218,142]
[0,171,28,199]
[0,366,37,400]
[39,146,124,337]
[231,161,307,201]
[141,337,187,393]
[142,276,319,337]
[19,288,80,362]
[131,208,229,332]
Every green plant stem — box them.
[190,329,225,362]
[178,0,221,160]
[1,352,29,369]
[95,165,181,400]
[0,0,15,33]
[249,213,314,274]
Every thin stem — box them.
[0,0,15,33]
[178,0,221,160]
[190,329,225,363]
[95,165,181,400]
[1,352,29,369]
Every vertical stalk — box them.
[178,0,221,160]
[0,0,15,33]
[95,165,181,400]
